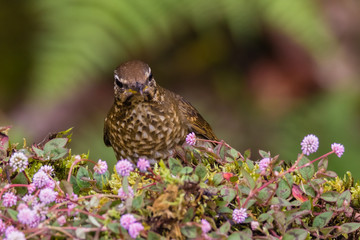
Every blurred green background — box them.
[1,1,360,176]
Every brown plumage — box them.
[104,60,218,162]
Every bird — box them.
[104,60,218,162]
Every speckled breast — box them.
[108,101,188,162]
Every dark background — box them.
[1,1,360,176]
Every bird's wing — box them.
[103,118,112,147]
[169,90,218,141]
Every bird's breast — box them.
[108,101,188,161]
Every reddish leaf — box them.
[292,184,308,202]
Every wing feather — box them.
[166,89,218,141]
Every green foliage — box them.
[30,0,334,103]
[0,127,360,239]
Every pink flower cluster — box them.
[301,134,345,158]
[116,159,134,177]
[94,159,108,174]
[137,158,150,172]
[185,132,197,146]
[120,214,144,238]
[232,208,247,224]
[1,165,62,238]
[118,186,134,200]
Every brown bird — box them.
[104,60,218,162]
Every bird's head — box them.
[113,60,157,103]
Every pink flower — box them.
[201,219,211,233]
[301,134,319,155]
[33,170,51,188]
[251,221,259,230]
[137,158,150,172]
[5,226,15,236]
[57,215,66,226]
[2,192,17,207]
[185,132,196,146]
[118,186,134,200]
[22,194,38,206]
[232,208,247,224]
[128,222,144,238]
[17,207,39,227]
[259,158,271,173]
[39,165,54,175]
[27,183,36,194]
[116,159,134,177]
[39,188,58,204]
[331,143,345,158]
[120,214,137,230]
[9,152,28,172]
[6,229,25,240]
[94,159,108,174]
[0,219,5,234]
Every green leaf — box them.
[12,172,28,195]
[180,166,193,175]
[88,215,101,227]
[276,179,291,199]
[76,166,91,188]
[270,197,292,207]
[219,221,230,234]
[285,173,293,187]
[221,188,236,204]
[259,150,270,158]
[32,146,44,157]
[257,184,275,202]
[317,170,338,178]
[180,226,197,238]
[213,173,223,186]
[273,211,286,232]
[313,211,333,228]
[70,175,80,195]
[194,164,207,179]
[336,190,351,208]
[241,169,255,189]
[338,222,360,234]
[228,232,241,240]
[122,177,129,193]
[302,184,315,198]
[298,155,314,181]
[300,200,311,211]
[243,199,256,209]
[107,222,120,234]
[228,148,240,159]
[228,231,252,240]
[286,210,311,224]
[258,213,270,222]
[94,171,109,189]
[89,196,100,208]
[217,206,233,214]
[7,209,18,221]
[147,231,163,240]
[283,229,309,240]
[44,138,68,152]
[246,159,254,171]
[60,180,73,196]
[49,147,68,160]
[168,158,182,175]
[132,195,144,209]
[320,191,339,202]
[182,207,195,223]
[317,158,328,171]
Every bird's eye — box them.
[147,73,153,84]
[114,75,124,88]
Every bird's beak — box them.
[135,82,144,95]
